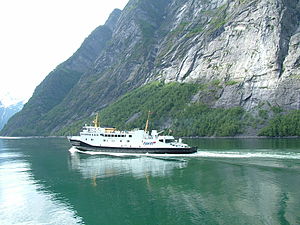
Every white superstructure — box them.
[68,113,196,154]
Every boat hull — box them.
[69,139,197,154]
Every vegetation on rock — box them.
[258,110,300,137]
[2,0,300,137]
[57,82,247,137]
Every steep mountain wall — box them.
[154,0,300,111]
[2,0,300,136]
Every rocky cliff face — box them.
[2,0,300,136]
[154,0,300,112]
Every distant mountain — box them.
[1,0,300,136]
[0,101,23,131]
[0,9,121,136]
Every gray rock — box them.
[156,0,300,111]
[3,0,300,136]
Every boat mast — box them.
[144,111,151,132]
[93,113,100,128]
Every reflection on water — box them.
[159,161,300,225]
[68,149,188,179]
[67,147,300,225]
[0,145,83,225]
[1,138,300,225]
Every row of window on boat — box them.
[87,138,130,143]
[83,133,133,138]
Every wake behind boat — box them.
[68,113,196,154]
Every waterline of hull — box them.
[69,139,197,154]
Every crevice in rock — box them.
[277,0,300,77]
[242,92,252,103]
[175,56,189,81]
[181,50,202,81]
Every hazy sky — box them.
[0,0,128,106]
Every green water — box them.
[0,138,300,225]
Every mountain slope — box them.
[1,9,121,136]
[2,0,300,136]
[0,101,23,131]
[58,81,248,137]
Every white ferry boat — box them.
[68,113,197,154]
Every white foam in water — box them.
[69,147,300,160]
[0,136,25,139]
[194,151,300,160]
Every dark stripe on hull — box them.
[69,139,197,154]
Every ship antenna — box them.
[144,111,151,132]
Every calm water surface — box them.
[0,138,300,225]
